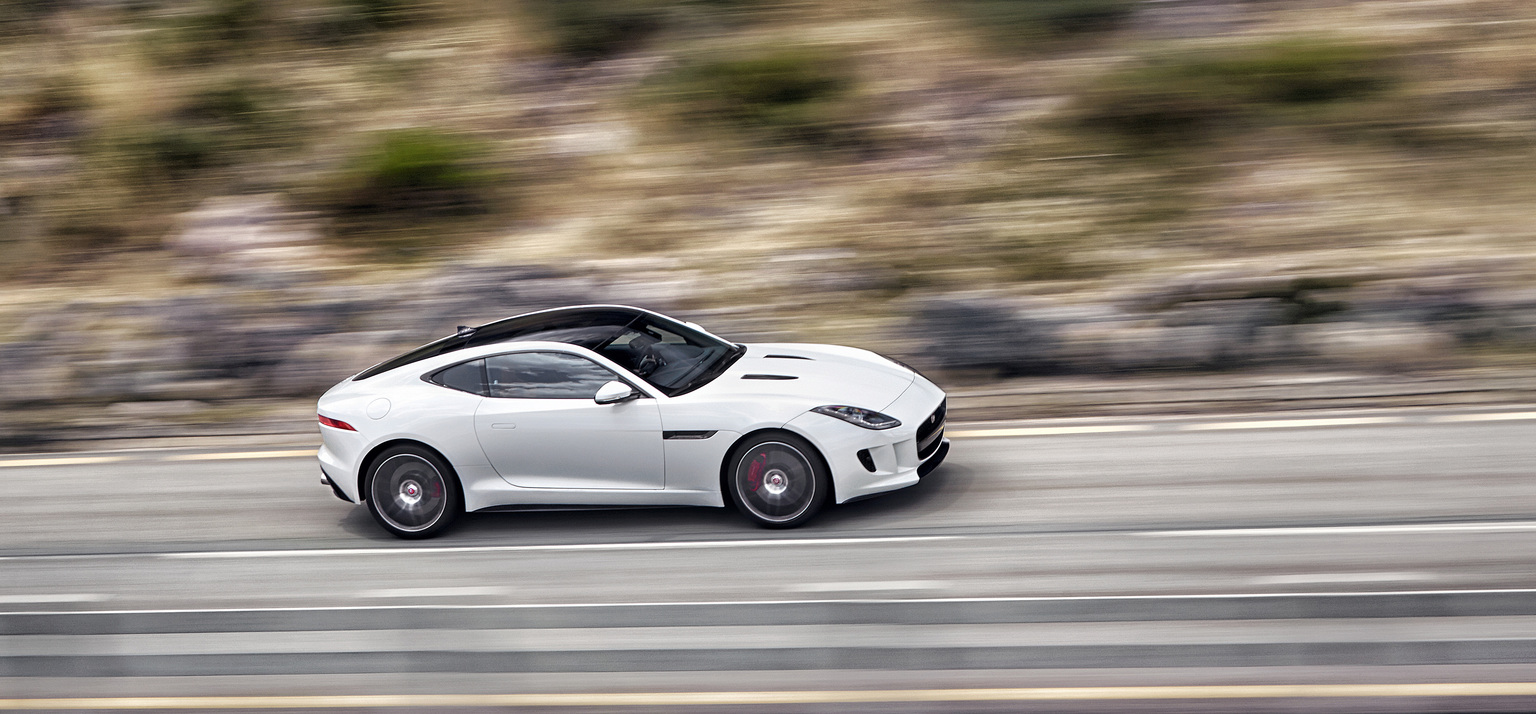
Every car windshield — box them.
[563,317,743,397]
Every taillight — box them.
[318,414,356,431]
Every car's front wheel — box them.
[364,445,461,539]
[727,433,829,529]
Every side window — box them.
[485,352,619,399]
[429,359,487,395]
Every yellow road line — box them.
[0,456,125,468]
[949,425,1154,438]
[1142,521,1536,537]
[7,684,1536,709]
[1179,416,1405,431]
[1432,411,1536,423]
[164,450,315,462]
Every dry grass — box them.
[0,0,1535,340]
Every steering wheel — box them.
[627,333,663,377]
[633,351,659,377]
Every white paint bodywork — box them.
[317,311,947,515]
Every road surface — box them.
[3,408,1536,711]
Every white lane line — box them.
[1250,572,1436,586]
[10,589,1536,618]
[1142,521,1536,537]
[0,456,126,468]
[0,594,112,604]
[785,581,950,593]
[157,535,960,560]
[1178,416,1406,431]
[13,684,1536,709]
[10,515,1536,564]
[357,587,511,599]
[1430,411,1536,423]
[950,425,1153,438]
[163,450,315,462]
[9,517,1536,564]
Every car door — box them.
[473,350,665,490]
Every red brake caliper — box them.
[747,452,766,492]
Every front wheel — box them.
[727,433,829,529]
[364,445,461,539]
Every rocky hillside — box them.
[2,0,1536,444]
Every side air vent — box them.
[742,374,798,380]
[764,354,813,360]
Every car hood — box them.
[691,343,917,410]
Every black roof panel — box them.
[353,306,645,381]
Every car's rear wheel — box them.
[727,433,828,529]
[365,445,460,539]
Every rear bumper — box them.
[318,437,362,503]
[321,469,354,503]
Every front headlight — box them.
[811,405,902,430]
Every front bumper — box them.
[788,381,948,504]
[918,437,950,478]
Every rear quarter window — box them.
[428,359,487,395]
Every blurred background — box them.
[8,3,1536,709]
[3,0,1536,441]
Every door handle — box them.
[490,423,517,430]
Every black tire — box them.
[364,445,461,539]
[726,432,829,529]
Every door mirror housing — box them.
[594,380,639,405]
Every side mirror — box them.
[594,381,639,405]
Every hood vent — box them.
[742,374,798,380]
[764,354,813,360]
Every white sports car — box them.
[317,305,949,538]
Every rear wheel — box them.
[364,445,460,539]
[727,433,829,529]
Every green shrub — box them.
[198,0,264,41]
[95,80,298,188]
[522,0,669,61]
[1075,39,1398,147]
[47,221,130,254]
[658,48,861,147]
[684,0,768,8]
[144,0,268,65]
[1198,40,1395,105]
[346,0,431,28]
[331,129,494,218]
[947,0,1138,49]
[11,76,90,129]
[520,0,770,61]
[298,0,434,44]
[0,0,63,37]
[111,125,227,183]
[176,79,303,154]
[180,83,267,126]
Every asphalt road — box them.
[3,409,1536,711]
